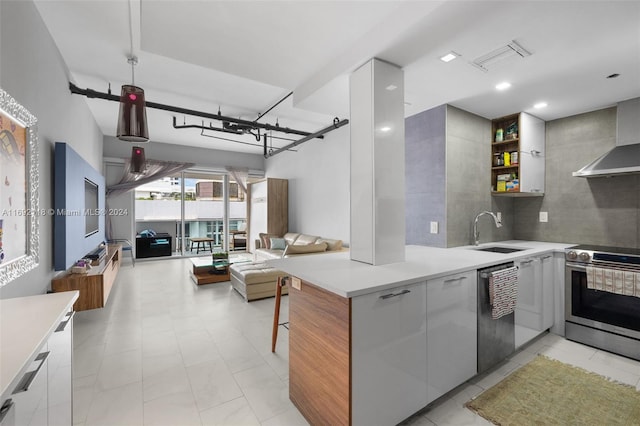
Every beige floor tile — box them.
[85,381,143,426]
[143,390,202,426]
[143,365,192,403]
[94,348,142,392]
[199,396,260,426]
[233,363,291,422]
[186,358,243,412]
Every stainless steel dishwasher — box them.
[477,262,516,373]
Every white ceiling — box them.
[34,0,640,155]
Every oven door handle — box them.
[566,262,587,271]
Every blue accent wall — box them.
[54,142,105,270]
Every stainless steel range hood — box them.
[573,98,640,177]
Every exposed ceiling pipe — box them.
[265,118,349,158]
[172,116,242,136]
[69,82,324,139]
[199,129,294,151]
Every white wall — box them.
[265,125,350,245]
[1,0,104,298]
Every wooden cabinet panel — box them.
[51,245,121,311]
[247,178,288,253]
[289,278,350,426]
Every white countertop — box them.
[267,240,575,298]
[0,291,79,396]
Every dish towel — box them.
[489,266,519,319]
[586,266,640,298]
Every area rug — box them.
[465,355,640,426]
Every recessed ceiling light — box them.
[495,82,511,91]
[440,52,459,63]
[380,126,392,132]
[534,102,548,109]
[385,84,398,91]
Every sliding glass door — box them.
[134,170,255,258]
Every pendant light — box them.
[117,55,149,142]
[131,146,146,174]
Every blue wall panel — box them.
[54,142,105,270]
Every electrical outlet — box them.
[539,211,548,222]
[497,212,502,222]
[430,221,439,234]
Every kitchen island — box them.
[268,241,573,426]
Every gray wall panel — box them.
[405,105,446,247]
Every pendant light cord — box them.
[128,0,135,85]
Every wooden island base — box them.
[288,278,351,425]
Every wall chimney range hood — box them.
[573,98,640,177]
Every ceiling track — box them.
[68,83,347,148]
[265,117,349,158]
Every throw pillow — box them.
[259,233,278,249]
[317,238,343,251]
[270,237,286,250]
[283,242,328,256]
[292,234,320,246]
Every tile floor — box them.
[73,258,640,426]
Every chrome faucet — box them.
[473,211,502,246]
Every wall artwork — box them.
[0,88,39,287]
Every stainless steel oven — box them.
[565,245,640,361]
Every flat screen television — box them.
[84,178,99,237]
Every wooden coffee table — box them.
[189,257,230,285]
[189,237,214,254]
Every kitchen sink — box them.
[473,246,527,253]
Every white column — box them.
[350,58,405,265]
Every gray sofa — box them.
[254,232,345,262]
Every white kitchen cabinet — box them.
[352,281,427,426]
[0,293,77,426]
[426,270,477,404]
[519,112,545,194]
[515,253,554,347]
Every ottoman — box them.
[230,262,288,302]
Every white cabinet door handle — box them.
[379,289,411,299]
[541,255,552,260]
[520,259,534,265]
[444,276,467,284]
[55,311,75,333]
[0,399,15,424]
[12,351,49,394]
